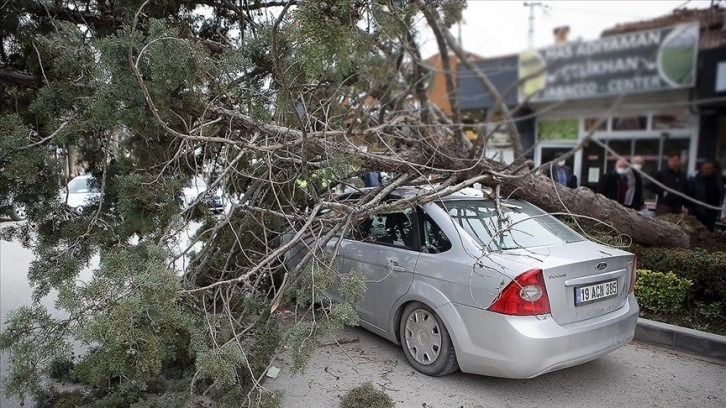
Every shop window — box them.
[652,113,690,130]
[537,118,578,141]
[612,115,647,131]
[584,117,607,133]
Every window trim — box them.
[417,208,453,254]
[351,207,421,252]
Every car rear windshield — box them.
[435,199,584,250]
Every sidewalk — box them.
[634,318,726,361]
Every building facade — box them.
[454,6,725,204]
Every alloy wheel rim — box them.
[404,309,441,365]
[14,204,26,219]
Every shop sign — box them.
[519,24,699,103]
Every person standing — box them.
[649,151,689,216]
[548,159,577,188]
[687,160,724,231]
[598,158,644,210]
[361,171,383,187]
[631,155,645,172]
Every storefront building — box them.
[455,54,536,162]
[520,20,707,204]
[451,7,724,205]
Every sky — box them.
[417,0,719,58]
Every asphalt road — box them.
[268,326,726,408]
[0,220,95,408]
[1,220,39,408]
[2,220,726,408]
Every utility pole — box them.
[523,2,548,49]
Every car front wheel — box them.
[8,203,26,221]
[399,302,459,376]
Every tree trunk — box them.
[497,172,690,248]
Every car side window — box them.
[421,213,452,254]
[354,209,416,250]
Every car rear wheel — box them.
[8,203,26,221]
[399,302,458,376]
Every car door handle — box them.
[388,260,406,272]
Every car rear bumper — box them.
[437,293,639,378]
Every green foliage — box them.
[34,386,91,408]
[215,388,284,408]
[630,246,726,302]
[0,115,65,220]
[70,245,198,391]
[286,321,318,374]
[0,305,73,399]
[297,154,362,193]
[340,269,367,305]
[695,301,723,319]
[295,255,339,307]
[48,357,76,382]
[28,239,97,300]
[1,1,433,406]
[437,0,468,27]
[117,173,186,238]
[635,269,693,314]
[295,0,364,78]
[340,381,395,408]
[0,243,202,405]
[286,257,365,373]
[191,301,281,397]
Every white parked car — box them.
[64,174,101,214]
[182,176,224,214]
[62,174,224,215]
[1,197,26,221]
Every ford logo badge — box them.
[595,262,608,271]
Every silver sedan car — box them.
[284,187,639,378]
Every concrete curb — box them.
[634,317,726,361]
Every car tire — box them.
[8,203,26,221]
[399,302,459,376]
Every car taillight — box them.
[488,269,551,316]
[628,256,637,294]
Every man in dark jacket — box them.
[688,160,724,231]
[599,158,644,210]
[361,171,383,187]
[649,151,689,216]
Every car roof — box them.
[337,185,494,201]
[392,185,491,200]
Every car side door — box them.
[340,207,420,332]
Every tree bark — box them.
[0,70,38,89]
[497,172,691,248]
[205,103,692,248]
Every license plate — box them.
[575,280,618,306]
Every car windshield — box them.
[67,177,99,194]
[189,177,207,189]
[436,199,584,250]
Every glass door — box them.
[632,138,661,202]
[538,145,577,186]
[581,142,605,192]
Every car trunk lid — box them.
[508,241,635,325]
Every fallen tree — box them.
[0,0,712,406]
